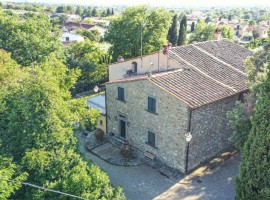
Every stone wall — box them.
[106,80,189,172]
[188,94,239,171]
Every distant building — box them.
[87,94,106,133]
[62,22,96,32]
[59,32,84,44]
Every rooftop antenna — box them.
[141,22,146,68]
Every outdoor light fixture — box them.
[94,85,99,93]
[185,132,192,142]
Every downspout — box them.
[188,108,192,132]
[185,108,193,174]
[158,50,160,71]
[105,88,108,134]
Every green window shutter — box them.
[118,87,125,101]
[148,131,156,146]
[148,97,156,113]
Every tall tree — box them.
[189,21,215,43]
[111,8,114,15]
[105,5,171,61]
[65,39,110,94]
[191,21,195,32]
[235,63,270,199]
[75,5,83,16]
[205,16,211,23]
[0,50,125,199]
[0,12,63,66]
[106,7,111,16]
[168,14,178,46]
[66,5,75,14]
[178,15,187,46]
[220,25,234,39]
[0,155,28,200]
[92,8,97,17]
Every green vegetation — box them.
[177,15,187,46]
[0,155,28,199]
[65,39,110,94]
[168,14,178,46]
[189,21,215,43]
[235,62,270,199]
[0,11,63,66]
[105,5,171,61]
[227,32,270,199]
[0,49,124,200]
[220,25,234,40]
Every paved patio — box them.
[77,132,240,200]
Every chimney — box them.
[214,28,222,40]
[117,56,124,62]
[162,43,172,55]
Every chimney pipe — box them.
[117,56,124,62]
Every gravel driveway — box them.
[78,136,240,200]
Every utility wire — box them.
[0,177,88,200]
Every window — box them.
[148,97,156,113]
[100,120,103,126]
[147,131,156,147]
[117,87,125,101]
[132,62,137,73]
[66,37,70,42]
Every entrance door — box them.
[119,119,126,139]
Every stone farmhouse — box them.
[105,40,252,173]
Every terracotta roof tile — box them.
[107,40,251,108]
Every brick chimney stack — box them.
[214,28,222,40]
[117,56,124,62]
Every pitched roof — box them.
[63,22,95,30]
[107,40,252,109]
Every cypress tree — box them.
[111,8,114,15]
[191,22,195,32]
[177,15,187,46]
[235,64,270,199]
[106,7,111,16]
[92,8,97,17]
[168,14,178,46]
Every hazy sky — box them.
[7,0,270,7]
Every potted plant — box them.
[120,141,132,158]
[95,128,104,142]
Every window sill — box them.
[145,142,158,149]
[145,109,158,115]
[116,98,126,103]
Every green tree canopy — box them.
[167,14,178,46]
[65,39,110,94]
[75,5,83,16]
[189,21,215,43]
[0,155,28,200]
[105,5,171,61]
[0,50,125,199]
[220,25,234,40]
[0,12,63,66]
[235,63,270,199]
[191,22,195,32]
[177,15,187,46]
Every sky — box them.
[6,0,270,7]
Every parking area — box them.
[78,134,240,200]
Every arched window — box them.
[132,62,137,73]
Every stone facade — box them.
[106,80,190,172]
[188,94,239,171]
